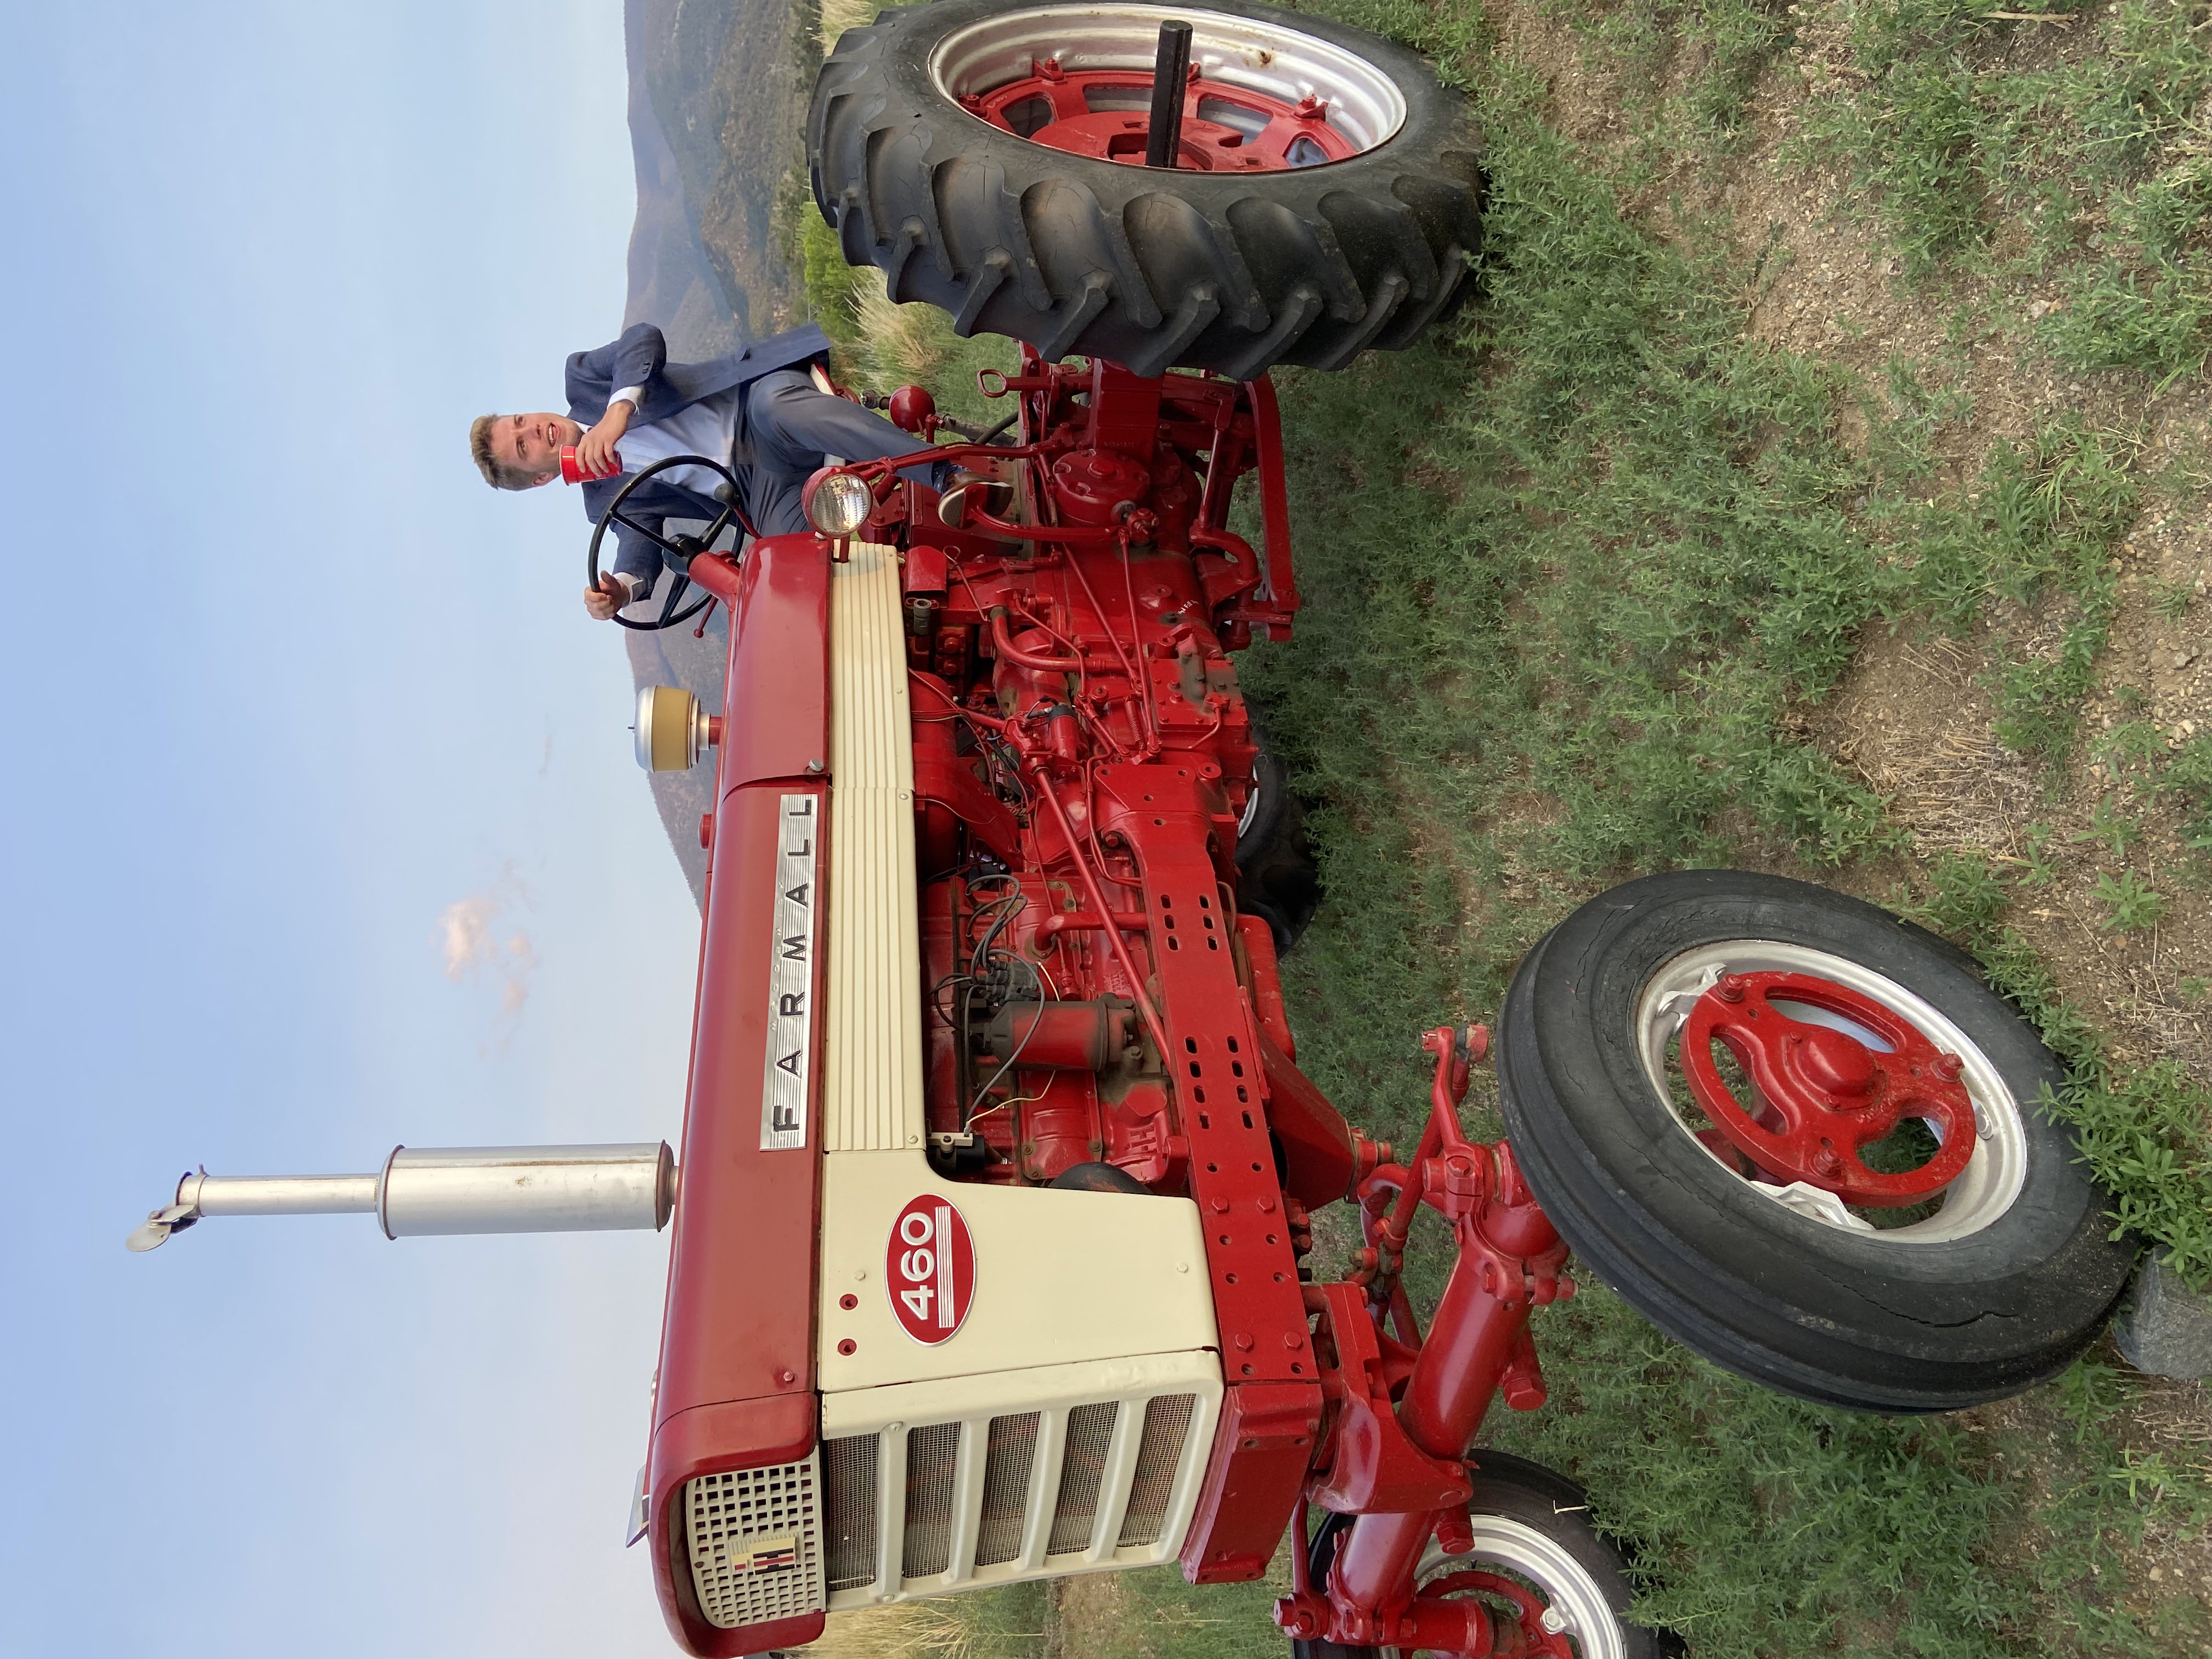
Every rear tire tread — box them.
[808,0,1484,376]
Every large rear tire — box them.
[1497,870,2134,1413]
[807,0,1485,377]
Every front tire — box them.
[808,0,1485,377]
[1295,1452,1677,1659]
[1497,870,2134,1413]
[1236,736,1321,955]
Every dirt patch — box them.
[1812,616,2212,1072]
[1045,1572,1128,1657]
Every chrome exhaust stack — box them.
[127,1143,676,1251]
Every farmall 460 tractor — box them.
[133,4,2133,1655]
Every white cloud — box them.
[437,868,537,1020]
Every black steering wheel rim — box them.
[586,453,746,632]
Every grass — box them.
[1791,0,2212,378]
[783,0,2212,1652]
[810,1586,1048,1659]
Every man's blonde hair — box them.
[469,414,537,490]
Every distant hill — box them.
[618,0,809,905]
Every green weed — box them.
[2148,573,2197,619]
[2076,793,2148,856]
[2043,256,2212,388]
[2094,866,2169,929]
[2162,731,2212,851]
[2093,720,2169,793]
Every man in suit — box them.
[471,321,947,619]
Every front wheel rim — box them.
[927,3,1408,171]
[1397,1516,1627,1659]
[1633,939,2030,1244]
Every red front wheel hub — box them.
[1682,970,1978,1206]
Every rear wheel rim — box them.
[927,3,1407,171]
[1632,939,2029,1244]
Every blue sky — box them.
[1,4,706,1652]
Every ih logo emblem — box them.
[887,1195,975,1344]
[730,1533,798,1575]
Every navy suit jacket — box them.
[568,321,832,592]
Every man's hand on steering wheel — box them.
[587,452,741,632]
[576,398,633,478]
[584,572,628,622]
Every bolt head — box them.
[1933,1051,1966,1082]
[1716,973,1749,1003]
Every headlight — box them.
[805,469,873,537]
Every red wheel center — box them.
[1796,1026,1878,1098]
[962,61,1358,172]
[1680,971,1977,1207]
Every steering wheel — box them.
[586,453,748,632]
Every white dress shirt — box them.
[602,385,742,601]
[606,383,741,499]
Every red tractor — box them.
[133,5,2130,1655]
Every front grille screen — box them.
[685,1458,826,1630]
[1116,1393,1196,1547]
[1046,1401,1121,1556]
[821,1384,1206,1601]
[822,1434,881,1592]
[902,1422,963,1579]
[975,1413,1041,1567]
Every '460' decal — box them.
[886,1195,974,1344]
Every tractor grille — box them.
[820,1386,1207,1605]
[1047,1403,1120,1555]
[975,1413,1039,1567]
[684,1455,827,1631]
[901,1423,962,1578]
[1118,1392,1198,1547]
[823,1433,880,1592]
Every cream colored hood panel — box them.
[817,1152,1220,1388]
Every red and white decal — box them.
[885,1195,974,1344]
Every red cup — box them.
[560,444,622,484]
